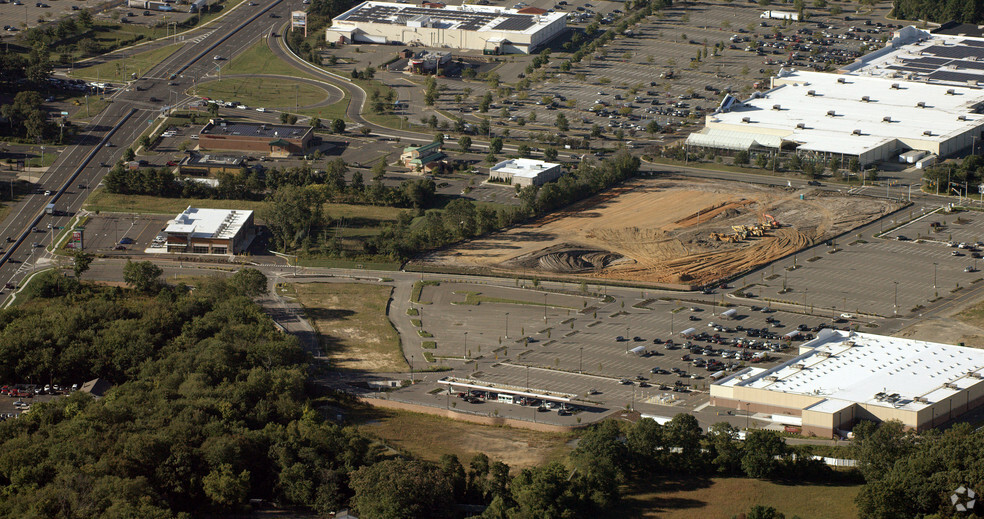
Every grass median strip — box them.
[70,44,181,82]
[453,291,576,309]
[294,282,405,372]
[196,78,329,111]
[410,281,439,304]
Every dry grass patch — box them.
[614,476,860,519]
[294,282,405,372]
[355,408,573,469]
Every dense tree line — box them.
[893,0,984,24]
[368,151,641,260]
[853,420,984,518]
[0,268,385,516]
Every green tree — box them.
[543,147,558,161]
[555,113,569,132]
[229,268,268,297]
[123,147,135,162]
[734,150,750,165]
[746,505,786,519]
[458,135,472,152]
[331,118,346,134]
[490,136,503,154]
[591,124,603,138]
[350,459,454,519]
[72,251,93,279]
[741,430,789,478]
[122,259,163,293]
[203,463,250,506]
[517,144,531,158]
[309,116,321,128]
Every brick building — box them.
[198,120,313,156]
[164,207,256,255]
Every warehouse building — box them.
[710,330,984,438]
[164,207,256,255]
[325,1,566,54]
[687,68,984,167]
[488,158,563,187]
[198,120,313,156]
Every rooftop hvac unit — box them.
[772,104,781,110]
[796,122,806,129]
[793,363,806,370]
[970,372,984,379]
[845,341,855,347]
[913,396,928,403]
[807,90,816,96]
[837,77,846,84]
[944,382,960,389]
[947,88,956,95]
[882,116,892,123]
[891,82,900,89]
[923,130,933,136]
[741,117,752,123]
[959,115,968,121]
[852,129,863,135]
[826,110,836,117]
[861,95,870,102]
[817,351,831,358]
[764,375,779,382]
[917,101,926,108]
[874,391,887,400]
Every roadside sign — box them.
[60,111,69,116]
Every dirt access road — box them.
[415,177,901,286]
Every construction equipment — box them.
[763,214,780,229]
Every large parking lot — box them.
[408,280,843,417]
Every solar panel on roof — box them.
[929,70,983,83]
[493,16,534,31]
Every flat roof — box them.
[490,158,561,178]
[850,26,984,86]
[200,121,311,140]
[165,207,253,240]
[718,330,984,412]
[707,69,984,152]
[331,1,565,35]
[185,153,246,166]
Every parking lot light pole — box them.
[579,347,583,374]
[526,365,530,390]
[893,281,899,315]
[934,262,939,295]
[410,355,414,383]
[543,292,547,322]
[504,312,509,339]
[464,331,468,359]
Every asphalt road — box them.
[0,0,310,300]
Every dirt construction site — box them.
[415,178,902,286]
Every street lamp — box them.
[410,354,414,383]
[933,262,939,294]
[543,292,547,322]
[504,312,509,339]
[526,365,530,390]
[893,281,899,315]
[464,331,468,359]
[579,346,583,374]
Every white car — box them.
[255,107,267,112]
[237,104,248,110]
[213,55,223,60]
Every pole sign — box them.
[68,229,84,250]
[291,11,307,37]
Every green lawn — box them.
[69,44,181,82]
[196,78,330,111]
[222,38,317,79]
[294,282,405,372]
[83,191,269,215]
[615,476,860,519]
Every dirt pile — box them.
[413,178,901,286]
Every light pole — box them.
[893,281,899,315]
[579,346,583,374]
[526,365,530,390]
[933,262,938,296]
[504,312,509,339]
[543,292,547,322]
[464,331,468,359]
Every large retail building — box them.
[686,25,984,167]
[198,120,313,156]
[326,1,566,54]
[711,330,984,438]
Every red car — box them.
[166,160,177,166]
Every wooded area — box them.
[893,0,984,24]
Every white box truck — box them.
[761,10,800,21]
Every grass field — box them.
[352,407,573,469]
[83,191,269,215]
[70,44,180,82]
[294,282,405,372]
[222,39,317,79]
[196,78,330,111]
[614,476,860,519]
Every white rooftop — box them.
[165,207,253,240]
[848,25,984,86]
[707,68,984,151]
[718,330,984,412]
[490,158,561,178]
[331,1,565,36]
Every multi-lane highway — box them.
[0,0,307,299]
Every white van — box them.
[497,394,514,405]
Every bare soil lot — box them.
[414,178,900,286]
